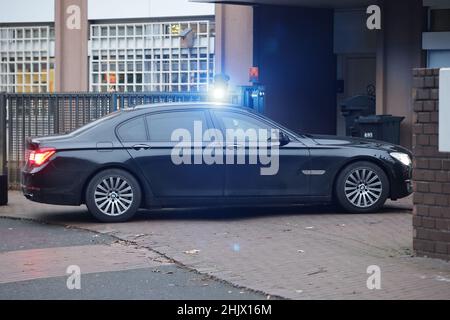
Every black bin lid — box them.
[355,115,405,124]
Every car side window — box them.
[146,110,209,142]
[212,110,276,142]
[117,116,147,142]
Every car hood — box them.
[306,134,412,155]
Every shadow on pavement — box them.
[34,202,412,224]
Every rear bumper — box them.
[22,185,80,206]
[21,169,82,206]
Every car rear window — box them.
[69,111,121,136]
[117,116,148,142]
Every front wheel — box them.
[335,161,389,213]
[85,169,141,222]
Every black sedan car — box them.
[22,103,412,222]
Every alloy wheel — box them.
[344,168,382,208]
[94,176,134,216]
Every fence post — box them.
[110,92,118,111]
[255,85,265,114]
[0,93,8,205]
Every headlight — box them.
[390,152,412,166]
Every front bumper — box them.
[389,162,413,200]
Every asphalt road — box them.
[0,218,267,300]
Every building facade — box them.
[0,25,55,93]
[0,0,215,93]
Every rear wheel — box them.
[85,169,141,222]
[335,161,389,213]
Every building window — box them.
[89,20,215,93]
[0,26,55,93]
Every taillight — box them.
[28,148,56,167]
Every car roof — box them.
[124,102,254,114]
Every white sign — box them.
[439,68,450,152]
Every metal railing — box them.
[5,93,116,188]
[0,89,264,189]
[0,94,7,205]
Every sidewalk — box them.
[1,191,449,299]
[0,218,264,299]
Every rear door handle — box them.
[132,144,151,150]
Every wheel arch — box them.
[80,164,155,208]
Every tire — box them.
[85,169,141,222]
[335,161,389,213]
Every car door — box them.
[117,110,224,199]
[210,109,310,197]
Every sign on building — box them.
[439,68,450,152]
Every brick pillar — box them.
[412,68,450,261]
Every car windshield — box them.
[69,111,122,136]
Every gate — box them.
[0,89,264,189]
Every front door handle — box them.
[132,144,151,150]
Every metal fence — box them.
[0,89,263,189]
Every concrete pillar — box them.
[215,4,253,87]
[375,1,385,117]
[376,0,425,148]
[55,0,89,92]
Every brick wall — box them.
[412,68,450,261]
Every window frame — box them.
[0,25,55,93]
[88,20,215,93]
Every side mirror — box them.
[279,131,290,147]
[268,131,290,147]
